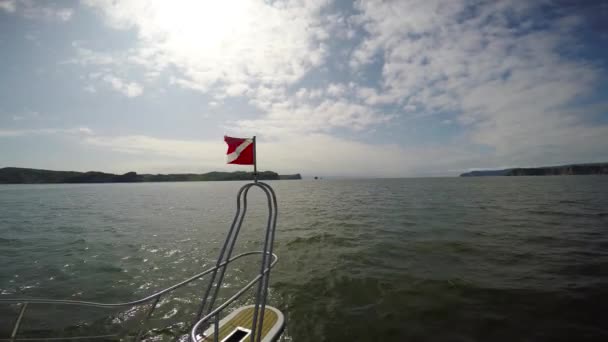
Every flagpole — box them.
[253,136,257,183]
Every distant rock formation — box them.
[0,167,301,184]
[459,169,510,177]
[460,163,608,177]
[279,174,302,180]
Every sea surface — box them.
[1,177,607,341]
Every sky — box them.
[1,0,607,177]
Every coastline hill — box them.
[0,167,302,184]
[460,163,608,177]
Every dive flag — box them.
[224,136,255,165]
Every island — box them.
[0,167,302,184]
[279,174,302,180]
[460,162,608,177]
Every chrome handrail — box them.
[2,181,280,342]
[0,251,278,341]
[0,252,277,307]
[192,181,279,342]
[190,266,269,341]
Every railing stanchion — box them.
[0,181,280,342]
[0,252,277,341]
[191,182,278,342]
[10,302,28,341]
[213,314,220,342]
[134,295,160,342]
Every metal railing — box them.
[0,251,278,341]
[1,181,280,342]
[191,181,278,342]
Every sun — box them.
[87,0,320,90]
[148,1,251,53]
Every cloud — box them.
[326,83,346,97]
[83,0,331,96]
[0,0,16,13]
[235,94,392,136]
[355,86,396,106]
[102,75,143,98]
[22,4,73,22]
[0,127,93,137]
[83,134,228,173]
[1,0,73,21]
[83,84,96,93]
[65,44,143,97]
[82,132,476,176]
[227,80,397,136]
[84,134,220,160]
[350,0,608,167]
[67,43,117,66]
[62,0,608,175]
[10,109,39,121]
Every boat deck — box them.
[201,306,284,342]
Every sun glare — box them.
[150,1,251,53]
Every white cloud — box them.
[22,5,73,22]
[224,83,250,97]
[0,0,16,13]
[235,92,392,136]
[71,2,395,139]
[102,75,143,98]
[1,0,73,21]
[84,135,220,161]
[55,0,608,175]
[83,84,97,93]
[83,0,331,96]
[83,135,231,174]
[326,83,346,97]
[10,109,39,121]
[124,83,143,98]
[67,43,116,66]
[0,127,93,137]
[76,127,93,135]
[82,132,476,176]
[351,0,608,166]
[355,86,395,106]
[65,50,143,97]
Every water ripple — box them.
[1,177,607,341]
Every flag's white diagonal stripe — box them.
[226,139,253,163]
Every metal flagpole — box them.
[253,136,257,183]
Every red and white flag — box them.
[224,135,255,165]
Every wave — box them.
[286,232,358,248]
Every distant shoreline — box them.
[0,167,302,184]
[460,162,608,177]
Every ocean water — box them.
[1,177,607,341]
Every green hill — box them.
[0,167,301,184]
[460,163,608,177]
